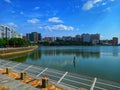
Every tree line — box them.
[0,38,31,48]
[39,40,93,46]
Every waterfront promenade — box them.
[0,59,120,90]
[0,74,39,90]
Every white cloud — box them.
[4,0,11,3]
[34,7,40,10]
[38,26,42,29]
[102,2,107,5]
[48,17,63,23]
[82,0,102,10]
[7,22,17,28]
[103,7,111,12]
[27,18,39,24]
[44,24,74,31]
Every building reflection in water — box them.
[3,46,101,64]
[112,46,118,56]
[41,48,100,58]
[40,47,101,69]
[29,49,42,60]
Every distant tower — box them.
[26,33,30,40]
[81,33,91,43]
[112,37,118,45]
[91,34,100,45]
[27,32,41,43]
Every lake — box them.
[9,46,120,82]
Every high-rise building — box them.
[91,34,100,45]
[42,37,55,43]
[75,34,81,42]
[0,25,4,38]
[26,33,30,40]
[0,24,22,39]
[112,37,118,45]
[26,32,41,42]
[81,33,91,43]
[62,36,73,41]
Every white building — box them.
[0,24,22,39]
[0,25,4,38]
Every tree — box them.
[0,38,7,47]
[8,38,30,47]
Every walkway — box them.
[0,73,39,90]
[0,59,120,90]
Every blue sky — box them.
[0,0,120,41]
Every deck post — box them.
[20,72,27,80]
[42,76,49,88]
[6,68,12,74]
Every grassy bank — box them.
[0,46,38,57]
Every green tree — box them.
[8,38,30,47]
[0,38,7,47]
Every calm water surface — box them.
[9,46,120,82]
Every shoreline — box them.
[0,46,38,57]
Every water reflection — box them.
[41,49,100,58]
[2,46,120,62]
[112,46,118,56]
[7,49,42,62]
[29,49,42,60]
[0,51,29,61]
[0,46,120,82]
[1,46,101,62]
[73,56,76,68]
[10,53,29,62]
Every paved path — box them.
[0,74,39,90]
[0,59,120,90]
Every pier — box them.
[0,59,120,90]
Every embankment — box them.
[0,46,38,57]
